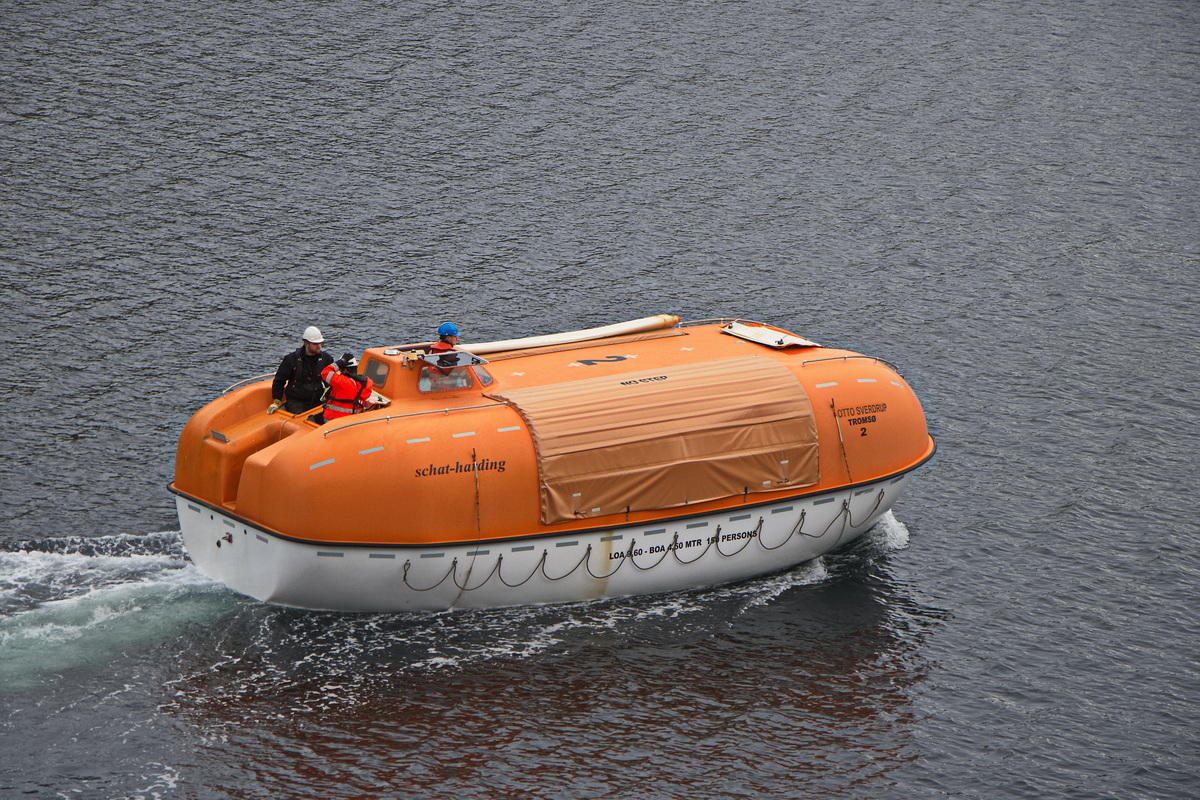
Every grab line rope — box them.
[673,526,719,565]
[541,545,594,582]
[497,551,548,588]
[714,518,763,557]
[453,553,503,591]
[627,537,673,571]
[585,546,627,580]
[402,557,459,592]
[399,489,888,593]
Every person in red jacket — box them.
[422,322,472,391]
[429,321,459,355]
[309,353,374,425]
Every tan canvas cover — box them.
[488,357,819,524]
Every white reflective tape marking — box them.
[857,378,877,383]
[310,459,335,470]
[452,431,476,438]
[359,446,385,455]
[407,437,431,444]
[815,382,838,388]
[497,426,521,433]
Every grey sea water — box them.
[2,0,1197,797]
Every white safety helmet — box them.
[302,325,325,343]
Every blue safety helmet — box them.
[437,322,460,337]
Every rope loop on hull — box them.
[715,518,764,557]
[673,526,719,565]
[402,557,460,592]
[584,549,627,580]
[496,551,546,587]
[627,537,673,571]
[542,545,595,582]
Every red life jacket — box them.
[423,341,471,390]
[321,365,373,419]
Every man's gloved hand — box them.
[267,400,282,415]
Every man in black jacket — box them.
[268,325,334,414]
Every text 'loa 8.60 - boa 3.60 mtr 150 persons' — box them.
[170,315,935,612]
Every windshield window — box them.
[418,364,474,392]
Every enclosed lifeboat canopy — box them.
[170,316,934,611]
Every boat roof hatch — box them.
[721,321,821,349]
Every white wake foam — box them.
[0,534,233,691]
[869,510,911,551]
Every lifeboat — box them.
[170,315,934,612]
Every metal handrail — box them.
[799,354,901,372]
[222,373,274,395]
[321,402,511,437]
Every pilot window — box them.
[418,364,475,392]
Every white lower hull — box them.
[177,474,911,612]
